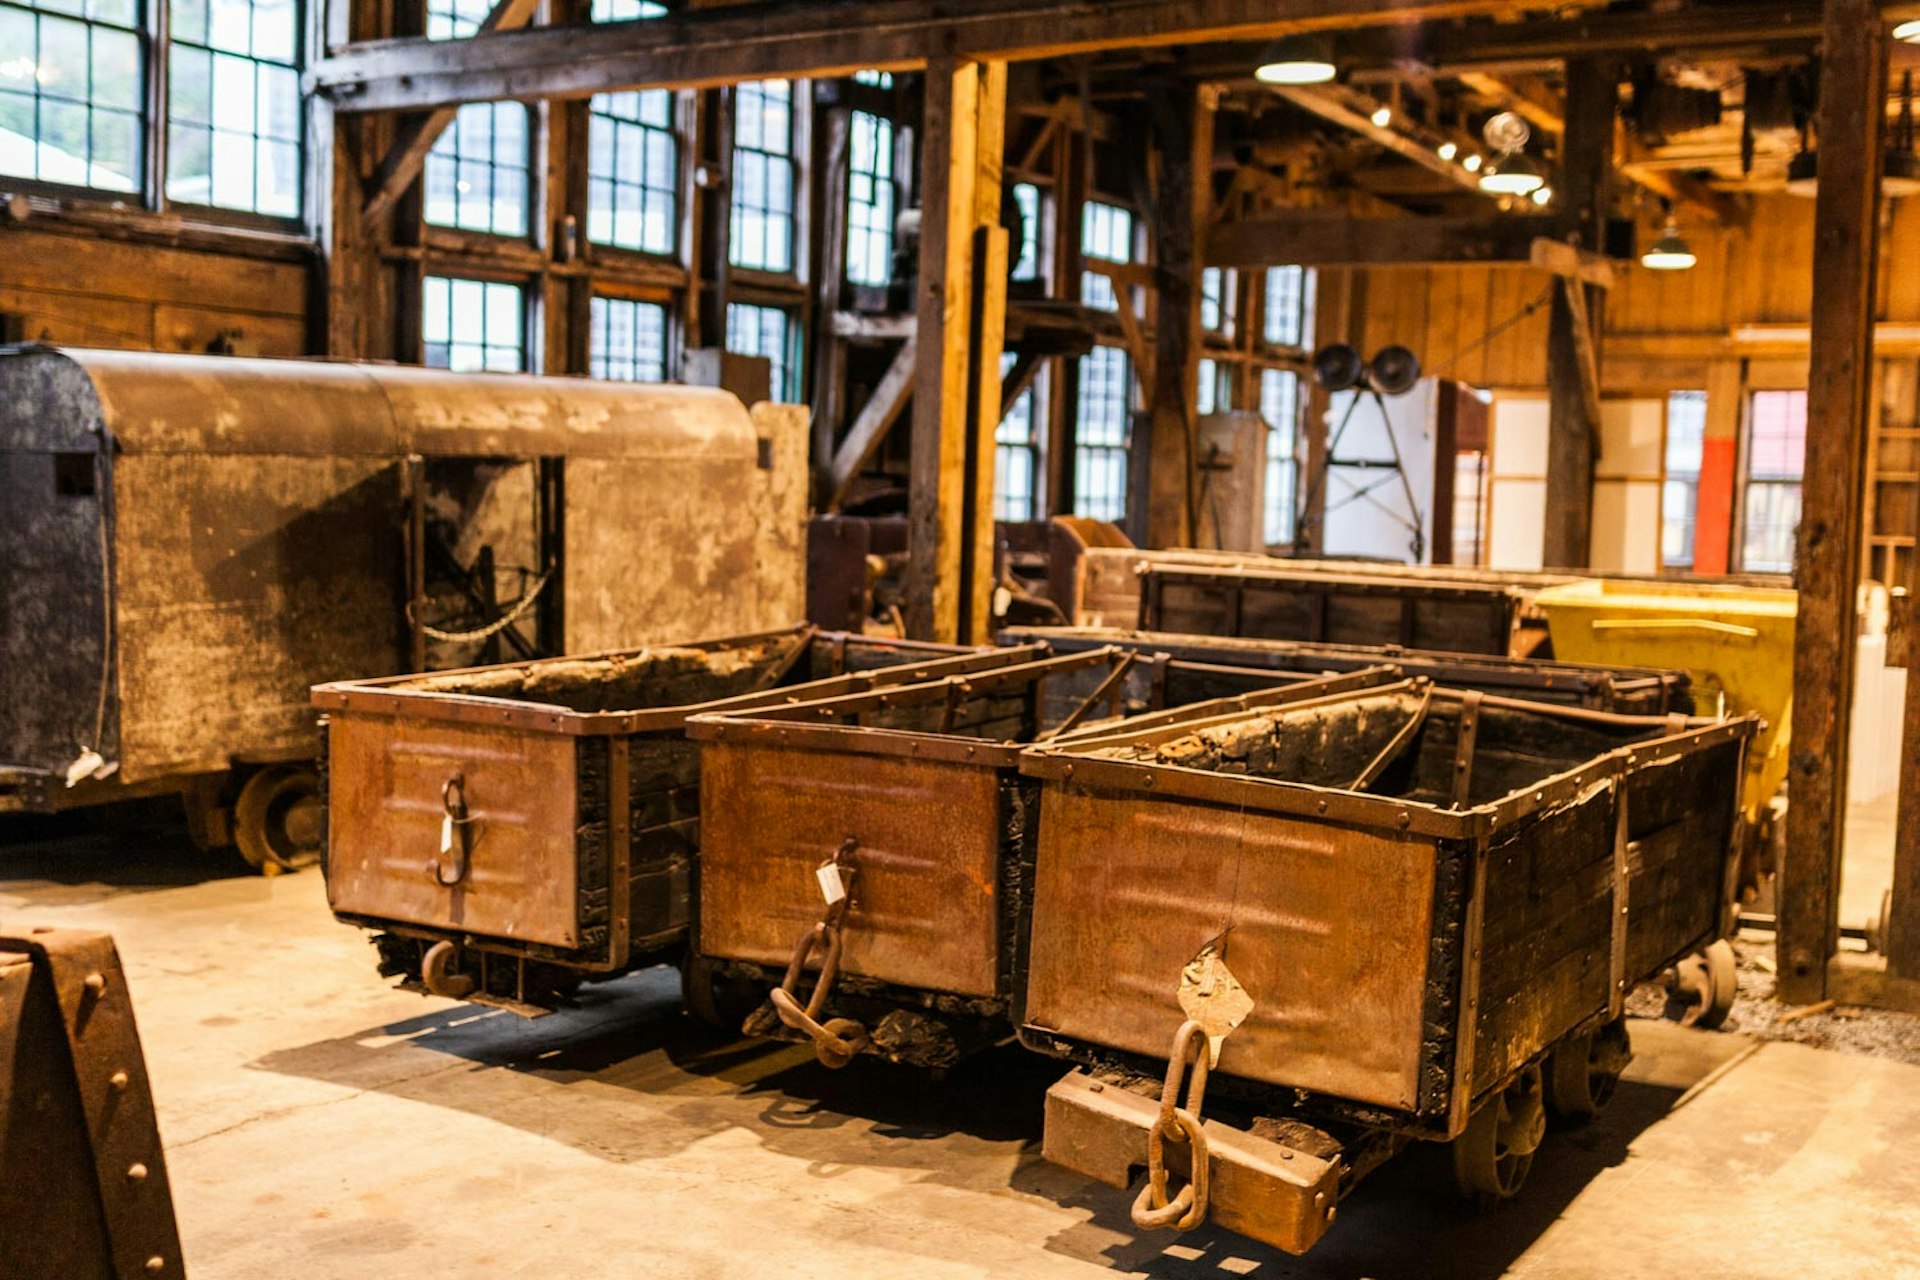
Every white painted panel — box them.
[1490,396,1549,477]
[1488,479,1546,570]
[1590,479,1662,575]
[1597,398,1665,478]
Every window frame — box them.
[1071,342,1134,523]
[1736,387,1808,575]
[421,271,534,374]
[728,78,806,280]
[1660,389,1709,572]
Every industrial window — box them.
[1453,451,1489,567]
[1196,357,1229,416]
[1662,389,1708,570]
[996,354,1044,522]
[1080,201,1133,312]
[1074,345,1131,521]
[845,109,894,287]
[1261,368,1300,545]
[1263,265,1309,347]
[0,0,144,194]
[852,69,892,88]
[166,0,301,215]
[589,296,668,383]
[1201,267,1235,335]
[424,104,528,236]
[726,301,801,401]
[588,90,677,255]
[590,0,664,18]
[423,276,525,373]
[1740,389,1807,574]
[730,79,796,273]
[1010,182,1041,282]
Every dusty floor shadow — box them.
[0,800,254,897]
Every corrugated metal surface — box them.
[698,740,1006,998]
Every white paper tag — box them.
[440,814,454,854]
[1177,943,1254,1069]
[816,861,847,906]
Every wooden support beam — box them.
[1541,57,1612,570]
[905,57,1006,645]
[824,336,916,511]
[1529,237,1615,289]
[1780,0,1887,1003]
[356,0,540,226]
[1266,84,1487,197]
[309,0,1536,114]
[1206,211,1633,270]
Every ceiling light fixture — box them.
[1641,216,1697,270]
[1479,149,1544,195]
[1370,105,1392,127]
[1463,153,1483,173]
[1255,33,1338,86]
[1896,18,1920,41]
[1437,141,1458,161]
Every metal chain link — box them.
[416,567,555,644]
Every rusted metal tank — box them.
[0,928,182,1280]
[1002,625,1693,714]
[316,626,1025,1013]
[1017,681,1756,1255]
[0,345,805,871]
[684,650,1398,1069]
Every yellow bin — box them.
[1534,578,1798,822]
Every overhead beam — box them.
[1267,83,1487,197]
[309,0,1535,114]
[1780,0,1887,1003]
[357,0,541,225]
[1205,212,1634,269]
[823,336,916,511]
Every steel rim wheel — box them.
[1453,1063,1545,1206]
[1671,939,1738,1029]
[233,765,323,874]
[1544,1017,1631,1126]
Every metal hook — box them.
[429,771,475,886]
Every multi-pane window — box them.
[845,109,894,287]
[1074,345,1132,521]
[1662,390,1708,570]
[1261,368,1301,545]
[1201,267,1235,335]
[730,79,796,273]
[1010,182,1041,282]
[589,296,668,383]
[1080,201,1133,311]
[995,355,1045,522]
[0,0,145,193]
[1264,266,1308,347]
[726,302,800,401]
[590,0,664,18]
[423,276,526,373]
[852,69,892,88]
[167,0,301,216]
[424,0,527,237]
[1741,389,1807,574]
[1196,357,1228,416]
[588,90,677,255]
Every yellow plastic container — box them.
[1534,578,1798,820]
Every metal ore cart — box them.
[1002,625,1693,716]
[684,649,1399,1069]
[314,625,1032,1014]
[1017,680,1756,1255]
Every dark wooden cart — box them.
[1018,680,1755,1255]
[684,650,1398,1068]
[1002,625,1693,715]
[314,625,1032,1013]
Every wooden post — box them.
[1142,82,1215,549]
[905,57,1007,643]
[1541,58,1612,569]
[1779,0,1887,1002]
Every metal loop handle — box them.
[429,772,476,886]
[1131,1020,1214,1232]
[753,840,868,1068]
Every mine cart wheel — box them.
[233,765,323,875]
[680,952,764,1032]
[1668,939,1738,1030]
[1543,1017,1632,1127]
[1452,1063,1546,1208]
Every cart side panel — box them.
[1622,738,1745,977]
[698,740,1005,997]
[623,735,702,944]
[325,713,582,947]
[1023,784,1437,1111]
[1470,790,1617,1095]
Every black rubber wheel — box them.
[233,765,322,874]
[1544,1017,1632,1127]
[1453,1063,1545,1208]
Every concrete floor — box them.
[6,816,1920,1279]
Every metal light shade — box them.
[1255,33,1337,85]
[1897,18,1920,41]
[1312,343,1366,391]
[1370,345,1421,395]
[1641,219,1696,271]
[1478,150,1544,195]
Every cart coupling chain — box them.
[755,839,870,1068]
[1132,1019,1213,1232]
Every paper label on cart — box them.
[816,862,847,905]
[440,815,454,854]
[1178,944,1253,1067]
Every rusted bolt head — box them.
[1143,774,1155,788]
[109,1070,130,1091]
[1088,1081,1104,1093]
[1279,1149,1293,1160]
[83,972,106,996]
[127,1162,148,1183]
[1063,764,1075,778]
[1398,811,1412,828]
[1315,800,1328,814]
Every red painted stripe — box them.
[1692,435,1738,575]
